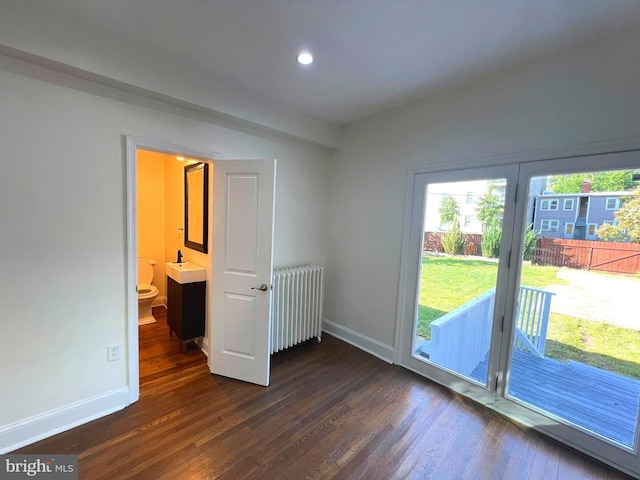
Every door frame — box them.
[125,135,220,405]
[394,164,520,406]
[394,148,640,478]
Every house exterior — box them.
[423,180,504,234]
[533,185,633,240]
[424,177,546,234]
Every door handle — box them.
[252,283,269,292]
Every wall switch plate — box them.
[107,344,122,362]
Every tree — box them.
[441,217,466,254]
[522,223,540,260]
[476,187,503,230]
[439,195,459,227]
[548,171,638,194]
[597,188,640,243]
[481,220,501,258]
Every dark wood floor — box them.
[15,308,633,479]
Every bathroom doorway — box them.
[127,137,217,403]
[126,136,278,403]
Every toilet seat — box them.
[138,284,158,299]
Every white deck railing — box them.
[426,286,555,375]
[513,286,555,358]
[429,289,495,376]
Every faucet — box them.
[177,249,184,263]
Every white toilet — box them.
[138,257,159,325]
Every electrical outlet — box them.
[107,344,122,362]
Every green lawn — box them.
[418,254,640,380]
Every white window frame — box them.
[605,197,620,210]
[466,191,474,204]
[587,223,598,237]
[563,198,575,211]
[540,199,559,211]
[541,219,559,231]
[464,215,473,228]
[565,223,574,236]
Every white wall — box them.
[0,55,330,440]
[325,28,640,350]
[137,151,166,303]
[0,2,340,149]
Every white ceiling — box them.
[10,0,640,125]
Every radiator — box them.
[271,265,324,354]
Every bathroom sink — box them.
[166,262,206,284]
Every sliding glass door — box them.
[398,151,640,476]
[415,177,509,385]
[507,169,640,450]
[397,164,519,401]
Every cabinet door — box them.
[167,277,183,337]
[180,282,206,339]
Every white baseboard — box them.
[322,319,394,364]
[0,387,129,454]
[201,336,209,357]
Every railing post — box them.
[537,291,553,356]
[514,286,555,358]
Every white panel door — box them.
[211,159,276,386]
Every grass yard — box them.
[418,254,640,380]
[546,314,640,380]
[417,255,566,333]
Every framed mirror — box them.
[184,162,209,253]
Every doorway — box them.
[126,136,217,404]
[126,136,278,403]
[396,150,640,477]
[135,148,211,384]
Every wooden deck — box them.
[471,349,640,448]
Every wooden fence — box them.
[424,231,483,256]
[531,238,640,274]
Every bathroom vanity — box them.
[166,262,206,353]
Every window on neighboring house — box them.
[466,192,474,204]
[565,223,574,236]
[605,197,620,210]
[541,220,559,231]
[587,224,597,236]
[604,221,618,226]
[540,199,559,211]
[464,215,472,228]
[563,199,574,211]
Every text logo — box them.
[0,455,77,480]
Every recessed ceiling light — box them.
[176,156,185,162]
[296,52,313,65]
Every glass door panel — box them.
[414,178,508,385]
[507,169,640,449]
